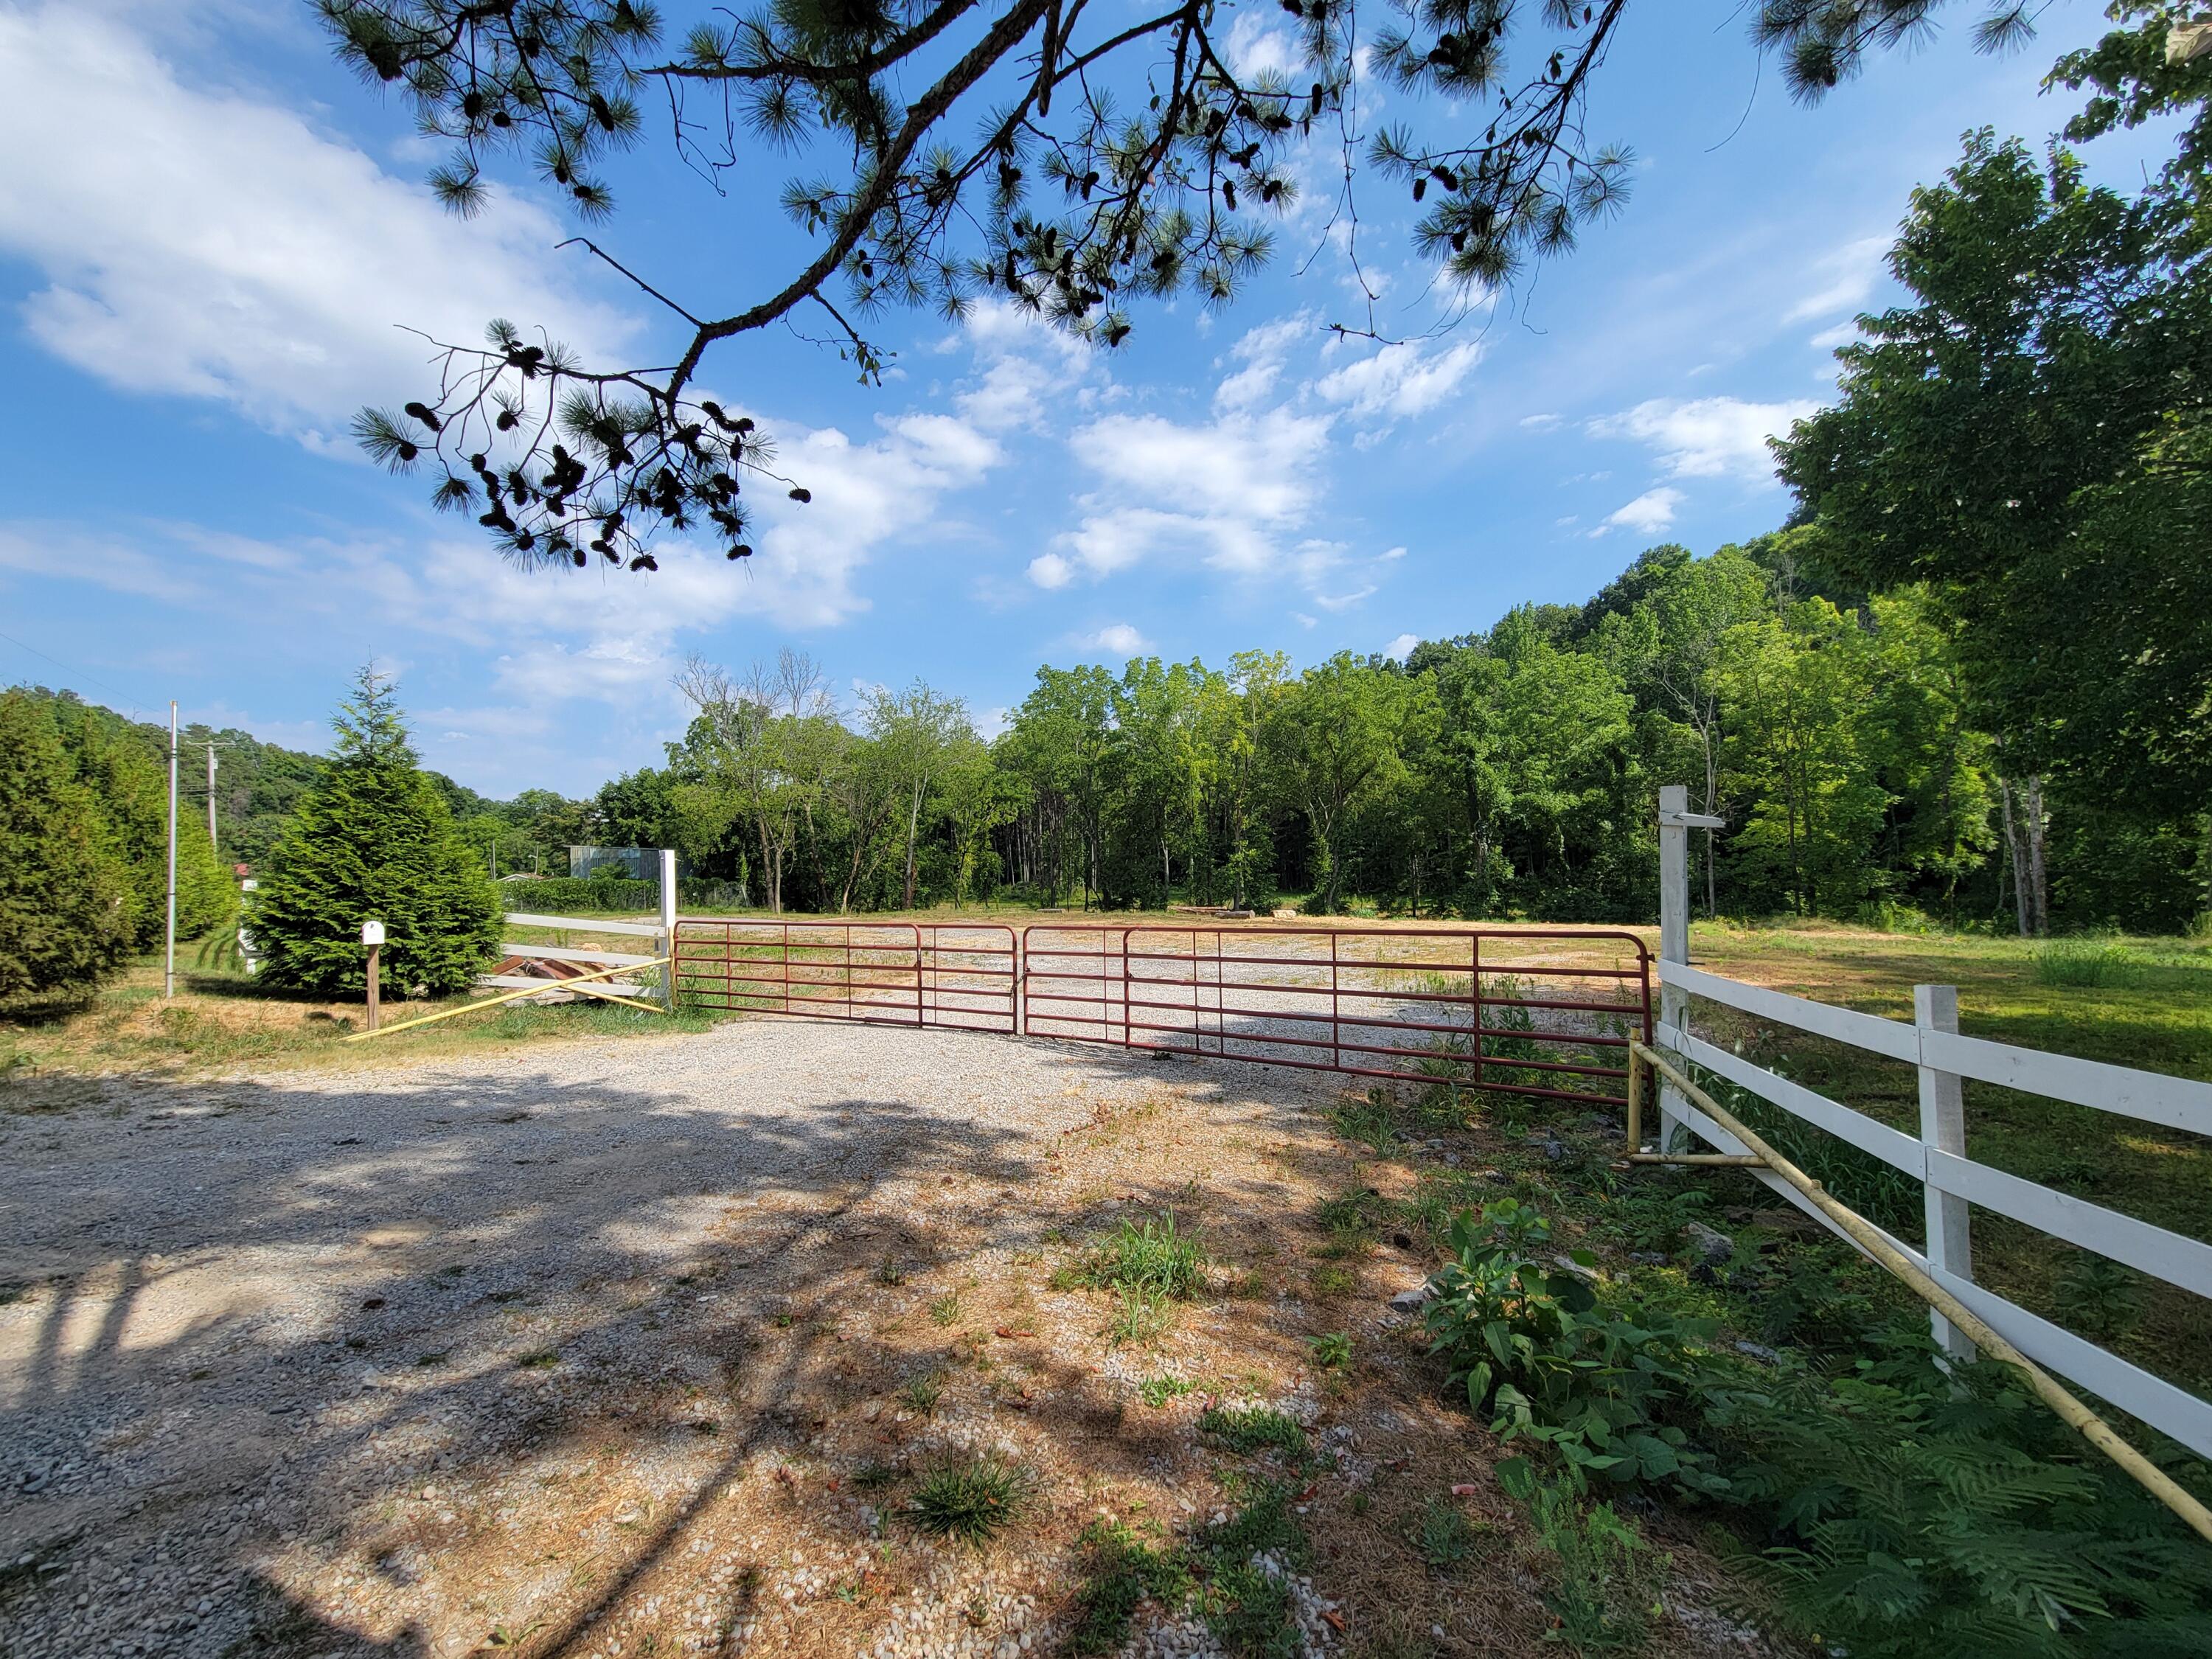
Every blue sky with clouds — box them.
[0,1,2171,797]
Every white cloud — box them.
[0,522,204,604]
[1214,312,1315,411]
[1312,339,1483,421]
[1808,321,1857,352]
[1587,396,1817,484]
[1223,11,1301,79]
[1519,412,1562,431]
[1027,552,1074,589]
[1783,235,1888,323]
[0,5,634,442]
[1313,585,1375,612]
[1598,487,1684,537]
[1082,623,1149,657]
[952,299,1098,432]
[1383,633,1419,662]
[1078,408,1329,530]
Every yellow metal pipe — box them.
[1629,1040,2212,1548]
[342,959,672,1042]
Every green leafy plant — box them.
[1498,1458,1655,1650]
[1703,1342,2212,1658]
[1422,1200,1725,1494]
[928,1290,961,1326]
[1308,1332,1352,1371]
[1107,1286,1171,1346]
[2053,1253,2144,1346]
[898,1371,944,1417]
[904,1456,1034,1545]
[1068,1518,1194,1655]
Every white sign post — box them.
[658,849,678,1012]
[361,919,386,1032]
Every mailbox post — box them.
[361,919,386,1032]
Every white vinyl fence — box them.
[1649,788,2212,1459]
[488,849,678,1009]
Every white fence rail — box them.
[491,849,679,1008]
[1649,948,2212,1461]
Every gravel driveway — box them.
[1,1014,1763,1659]
[0,1020,1360,1659]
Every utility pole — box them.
[165,702,179,999]
[206,741,218,855]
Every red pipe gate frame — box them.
[672,921,1652,1110]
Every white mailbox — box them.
[360,919,386,947]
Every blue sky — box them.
[0,1,2170,797]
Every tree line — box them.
[577,531,2197,935]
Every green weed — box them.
[1139,1374,1198,1408]
[1082,1212,1208,1301]
[904,1456,1034,1545]
[1498,1458,1654,1650]
[1414,1498,1486,1573]
[1197,1405,1308,1461]
[1329,1090,1399,1154]
[1307,1332,1352,1371]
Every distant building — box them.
[567,845,689,881]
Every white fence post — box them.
[1654,787,1722,1150]
[659,849,678,1012]
[1916,982,1977,1362]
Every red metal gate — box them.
[673,919,1649,1109]
[1021,923,1651,1107]
[673,920,1018,1033]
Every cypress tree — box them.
[251,668,501,997]
[0,689,133,998]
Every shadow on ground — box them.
[1,1023,1479,1659]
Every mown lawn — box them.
[1680,919,2212,1395]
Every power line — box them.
[0,627,156,723]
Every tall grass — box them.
[2034,937,2149,989]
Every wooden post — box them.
[1916,983,1975,1361]
[658,848,678,1012]
[361,919,385,1033]
[1625,1039,1643,1155]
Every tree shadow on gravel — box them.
[0,1028,1357,1659]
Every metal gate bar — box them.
[674,921,1018,1032]
[674,919,1649,1109]
[1023,923,1651,1108]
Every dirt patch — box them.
[0,1019,1773,1659]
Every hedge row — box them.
[498,876,751,914]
